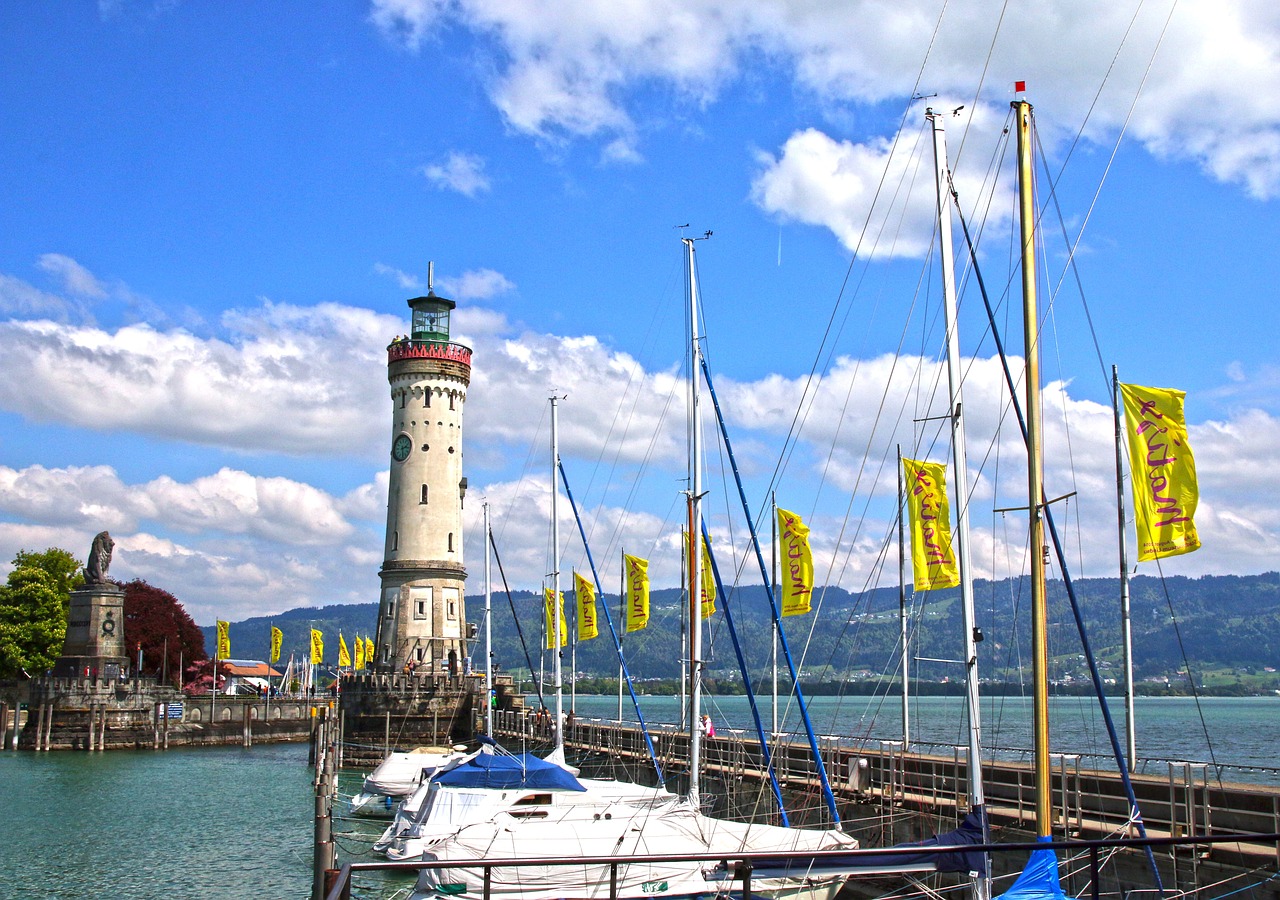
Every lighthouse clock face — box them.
[392,433,412,462]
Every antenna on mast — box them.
[427,261,434,293]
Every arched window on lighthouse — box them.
[420,484,428,504]
[447,532,454,552]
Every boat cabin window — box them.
[506,793,552,819]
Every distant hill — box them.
[204,571,1280,690]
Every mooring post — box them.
[0,702,7,751]
[312,708,338,900]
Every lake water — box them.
[1,695,1275,898]
[563,693,1280,781]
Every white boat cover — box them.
[363,747,463,796]
[380,775,676,858]
[410,801,856,900]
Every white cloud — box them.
[368,0,446,50]
[369,0,1280,197]
[440,268,514,301]
[0,273,81,320]
[0,302,393,456]
[373,262,424,292]
[750,105,1013,258]
[37,253,108,299]
[421,151,491,197]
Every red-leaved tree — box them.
[121,579,207,683]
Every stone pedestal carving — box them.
[53,583,129,679]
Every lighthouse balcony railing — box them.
[387,338,472,365]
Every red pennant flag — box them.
[1015,80,1026,93]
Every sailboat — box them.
[380,397,678,863]
[405,236,860,900]
[348,745,470,818]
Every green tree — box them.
[13,547,83,607]
[0,567,68,677]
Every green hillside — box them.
[204,571,1280,693]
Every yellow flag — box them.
[574,572,598,641]
[310,628,324,665]
[365,637,375,667]
[623,553,649,633]
[903,458,961,591]
[354,633,366,670]
[216,620,230,659]
[686,530,716,619]
[543,588,567,649]
[338,633,351,668]
[776,508,814,616]
[269,626,282,664]
[1120,382,1201,561]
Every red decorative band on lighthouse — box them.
[387,340,472,366]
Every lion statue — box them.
[85,531,115,584]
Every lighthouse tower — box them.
[375,266,472,675]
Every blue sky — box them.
[2,1,1278,624]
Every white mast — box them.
[684,234,706,810]
[550,394,565,757]
[930,105,990,900]
[771,492,779,737]
[897,446,910,750]
[1112,365,1137,768]
[484,500,493,736]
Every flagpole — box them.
[1113,365,1137,768]
[211,619,218,718]
[570,572,578,719]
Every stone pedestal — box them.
[53,583,128,678]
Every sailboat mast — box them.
[1112,365,1137,768]
[896,446,910,750]
[550,394,565,756]
[771,492,779,736]
[684,235,705,811]
[1014,96,1052,838]
[931,108,990,899]
[484,500,493,736]
[930,106,986,797]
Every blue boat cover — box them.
[433,753,587,791]
[994,837,1072,900]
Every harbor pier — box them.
[491,712,1280,900]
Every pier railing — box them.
[322,831,1280,900]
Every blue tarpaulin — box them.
[433,753,587,791]
[994,836,1071,900]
